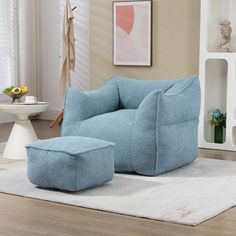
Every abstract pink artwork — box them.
[113,1,152,66]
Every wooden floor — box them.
[0,120,236,236]
[0,119,61,143]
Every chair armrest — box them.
[132,76,200,176]
[135,76,200,126]
[159,75,201,125]
[131,88,163,175]
[63,79,119,124]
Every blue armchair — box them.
[61,75,201,176]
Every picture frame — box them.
[113,0,152,66]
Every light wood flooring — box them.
[0,120,236,236]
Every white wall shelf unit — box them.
[199,0,236,151]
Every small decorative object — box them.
[24,96,38,104]
[113,0,152,66]
[209,109,226,144]
[219,19,232,52]
[3,86,28,104]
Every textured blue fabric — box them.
[131,89,163,175]
[26,137,115,191]
[75,110,136,172]
[62,75,201,176]
[63,78,119,123]
[131,76,201,175]
[116,76,177,109]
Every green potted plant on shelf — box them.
[209,108,226,144]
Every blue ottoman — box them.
[26,136,115,192]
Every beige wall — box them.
[90,0,200,88]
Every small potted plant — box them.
[209,108,226,144]
[3,86,28,104]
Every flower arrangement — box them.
[3,86,28,103]
[209,109,226,128]
[209,108,226,144]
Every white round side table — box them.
[0,103,49,160]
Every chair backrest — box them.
[114,76,177,109]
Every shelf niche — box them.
[234,107,236,121]
[204,59,227,143]
[232,127,236,145]
[207,0,236,52]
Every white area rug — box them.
[0,157,236,225]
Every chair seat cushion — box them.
[77,109,137,172]
[26,136,114,192]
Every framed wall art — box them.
[113,0,152,66]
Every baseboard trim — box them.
[0,142,6,153]
[40,109,61,121]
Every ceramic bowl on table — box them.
[3,91,28,104]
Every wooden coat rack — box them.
[49,5,77,128]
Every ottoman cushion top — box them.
[26,136,114,156]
